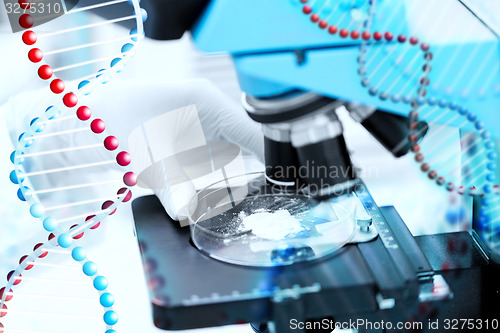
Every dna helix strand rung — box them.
[10,0,146,239]
[0,242,118,332]
[296,0,498,198]
[20,0,146,91]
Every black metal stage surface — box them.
[132,195,499,333]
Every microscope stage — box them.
[130,194,481,331]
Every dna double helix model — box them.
[1,1,147,331]
[296,0,500,251]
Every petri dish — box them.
[187,173,356,267]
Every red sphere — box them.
[118,188,133,203]
[339,29,349,38]
[19,255,34,270]
[415,153,424,162]
[86,215,100,230]
[384,32,393,41]
[19,0,31,9]
[411,144,420,153]
[104,136,119,151]
[38,65,53,80]
[6,271,22,285]
[28,48,43,63]
[0,304,7,318]
[33,243,48,258]
[48,233,55,241]
[409,36,418,45]
[319,20,328,29]
[397,34,406,43]
[373,32,382,40]
[424,52,433,60]
[76,106,92,121]
[300,0,308,3]
[123,172,137,186]
[421,43,430,51]
[22,30,37,45]
[63,93,78,107]
[0,322,4,332]
[90,119,106,133]
[0,288,13,302]
[310,14,319,22]
[50,79,65,94]
[421,163,430,172]
[328,25,338,34]
[70,224,84,239]
[116,151,131,166]
[302,5,312,14]
[102,200,117,215]
[362,31,371,40]
[428,170,437,179]
[350,30,360,39]
[19,14,33,29]
[437,177,445,185]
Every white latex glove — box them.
[2,78,264,221]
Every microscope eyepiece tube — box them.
[347,103,428,157]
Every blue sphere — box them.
[17,187,31,201]
[18,133,34,147]
[141,8,148,22]
[83,262,98,276]
[488,152,497,161]
[45,106,60,120]
[30,203,44,218]
[71,247,86,262]
[368,88,377,96]
[103,311,118,326]
[427,97,436,106]
[486,141,495,150]
[416,97,425,105]
[487,173,496,182]
[58,233,73,248]
[93,276,109,291]
[105,330,117,333]
[403,95,412,104]
[482,131,491,140]
[110,58,121,67]
[10,151,25,165]
[43,217,57,232]
[448,101,458,110]
[487,163,496,171]
[121,43,134,53]
[391,95,401,103]
[458,106,468,115]
[467,113,477,122]
[438,99,447,108]
[30,117,46,133]
[9,170,24,184]
[78,80,90,90]
[100,293,115,307]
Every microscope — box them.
[129,0,500,332]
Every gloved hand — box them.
[2,78,265,221]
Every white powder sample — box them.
[240,209,303,240]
